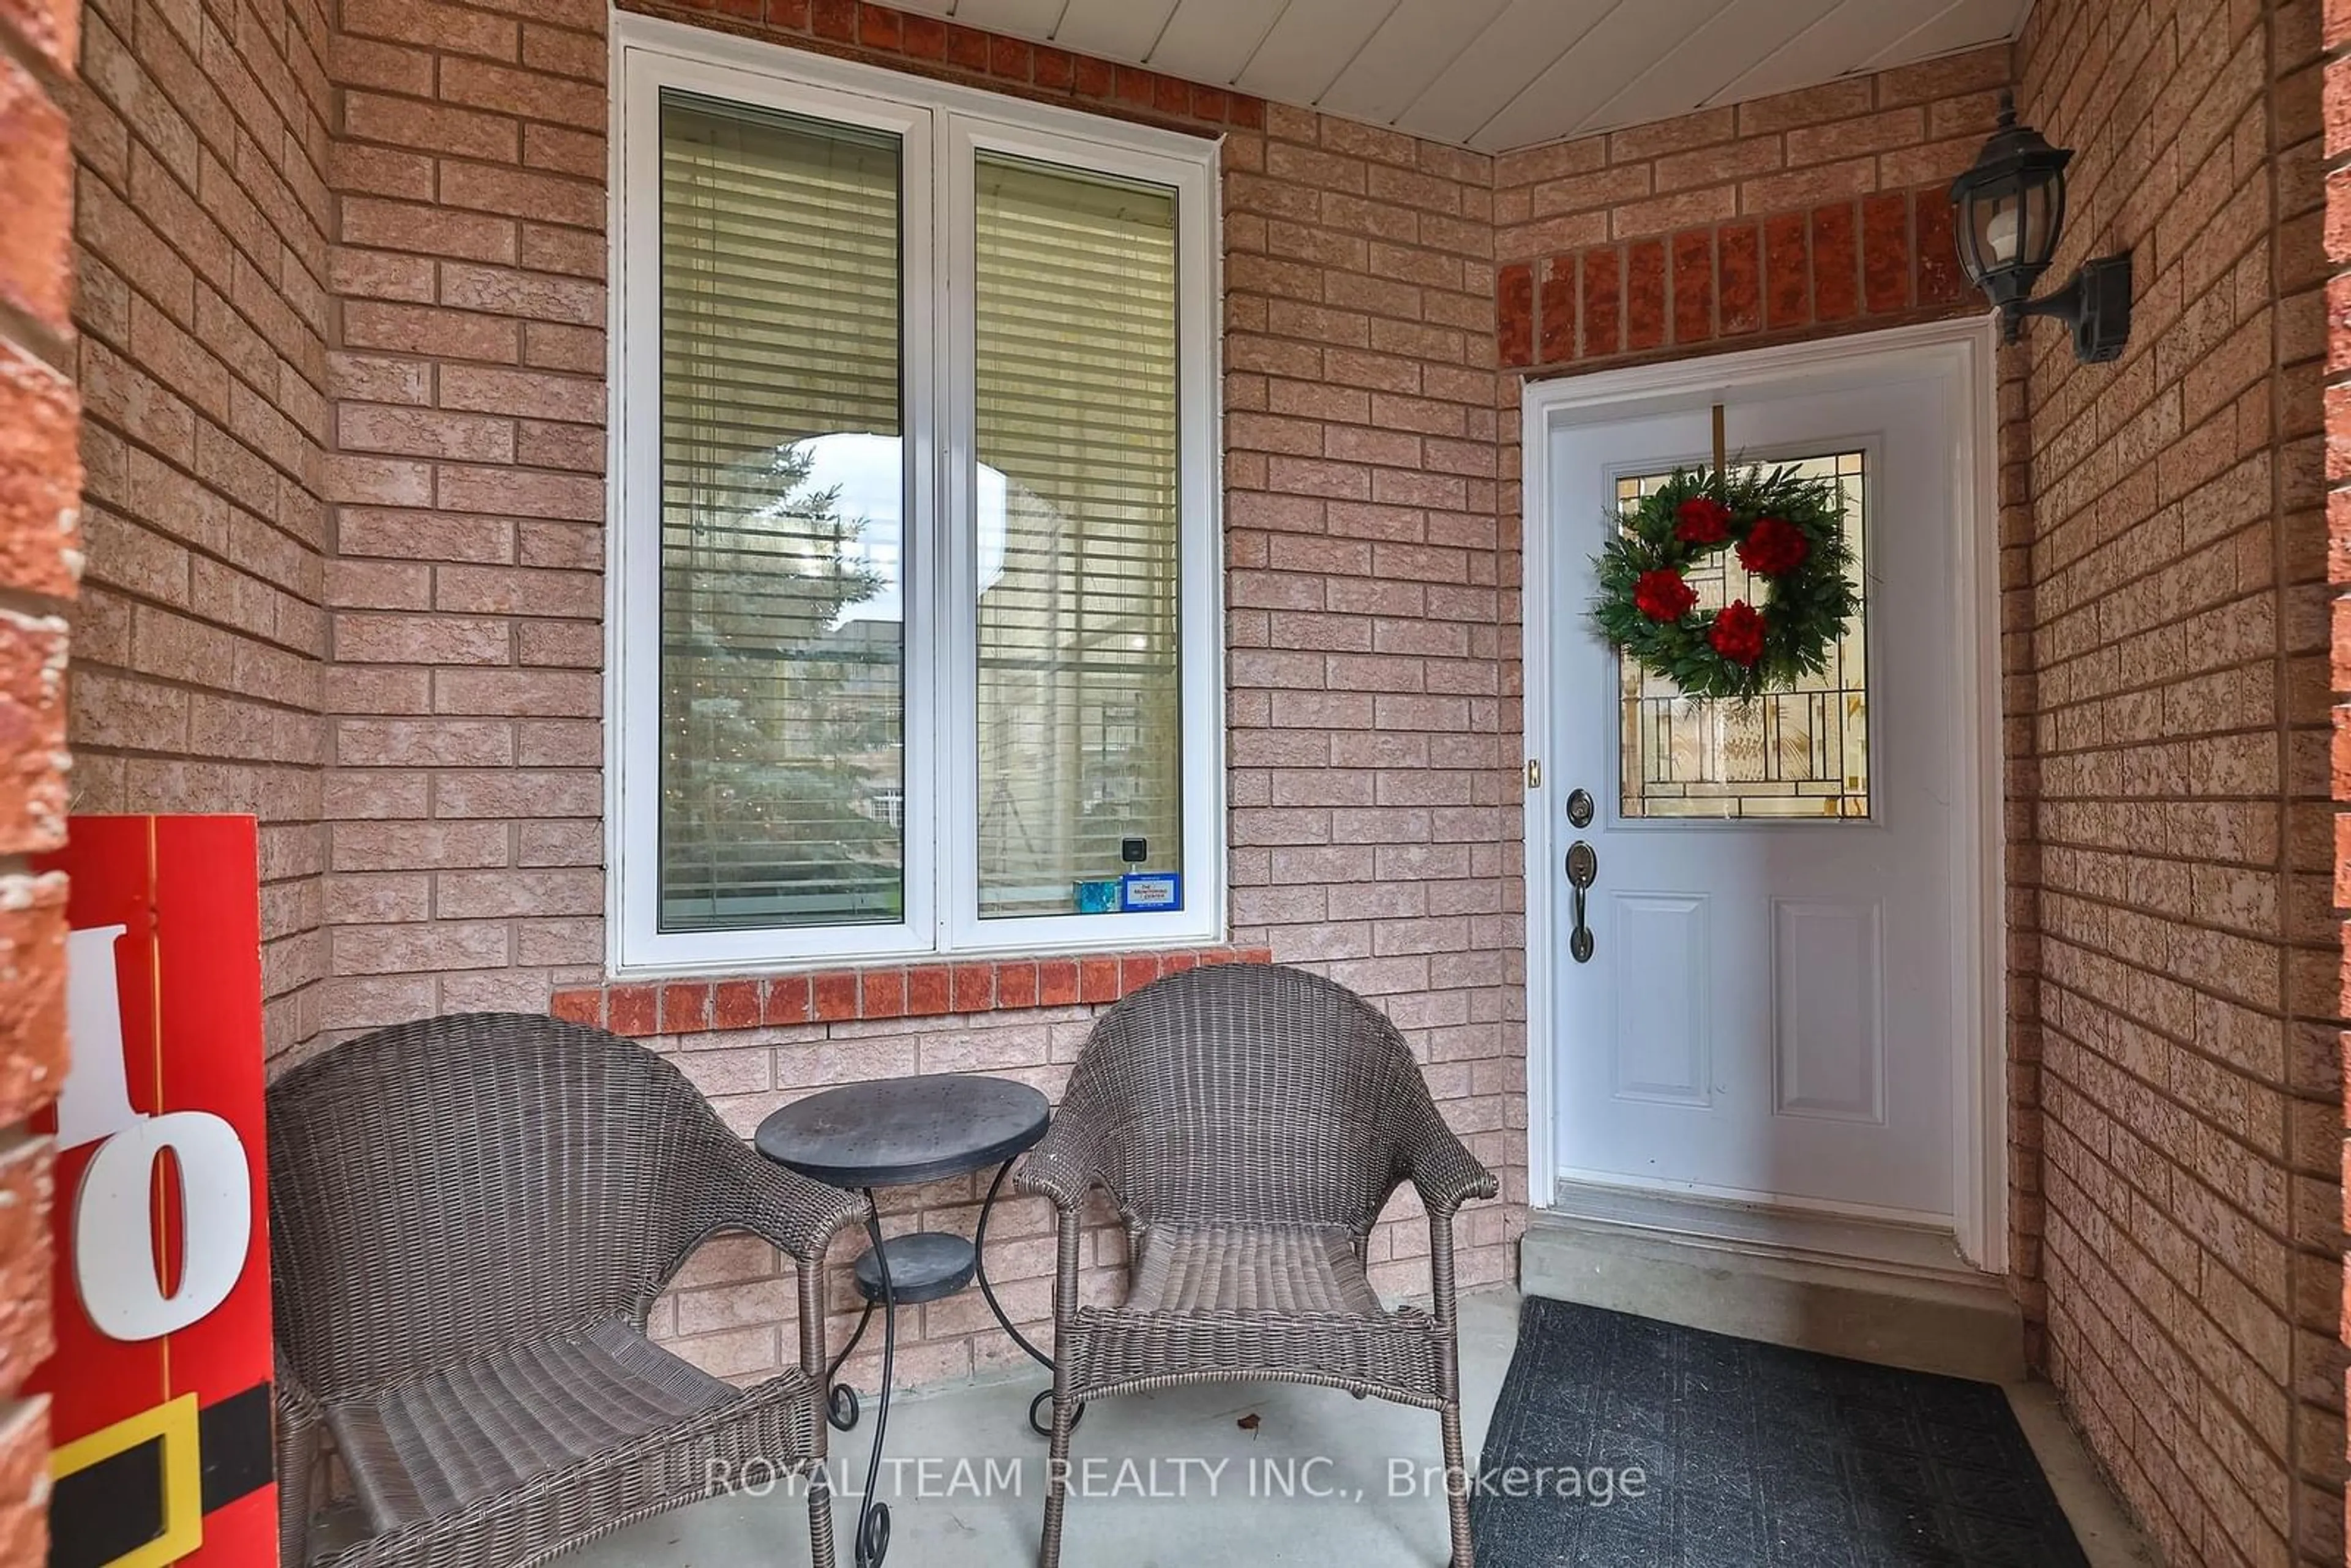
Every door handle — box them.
[1565,839,1597,964]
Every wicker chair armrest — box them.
[1400,1119,1496,1216]
[1016,1120,1111,1212]
[705,1139,869,1265]
[274,1341,323,1568]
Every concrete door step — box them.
[1520,1193,2027,1386]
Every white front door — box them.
[1538,343,1987,1231]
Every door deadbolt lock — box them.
[1565,789,1594,828]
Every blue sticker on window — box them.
[1120,872,1181,912]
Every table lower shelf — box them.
[852,1231,977,1306]
[827,1215,1076,1445]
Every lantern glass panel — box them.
[2018,176,2060,269]
[1964,183,2019,279]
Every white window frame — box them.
[607,15,1226,977]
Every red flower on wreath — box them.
[1736,517,1810,576]
[1709,601,1767,666]
[1675,497,1733,544]
[1633,569,1698,622]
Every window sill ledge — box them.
[552,945,1273,1038]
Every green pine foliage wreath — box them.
[1589,465,1859,703]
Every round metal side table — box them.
[755,1073,1060,1568]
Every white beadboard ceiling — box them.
[897,0,2032,152]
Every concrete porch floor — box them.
[542,1286,2154,1568]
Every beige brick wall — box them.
[1491,45,2008,264]
[316,0,607,1038]
[1221,97,1525,1232]
[65,0,334,1057]
[2330,6,2351,1561]
[2015,2,2341,1565]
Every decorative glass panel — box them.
[1617,452,1870,820]
[972,152,1183,918]
[658,94,906,931]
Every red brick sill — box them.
[552,946,1275,1038]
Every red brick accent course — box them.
[623,0,1264,134]
[556,947,1275,1037]
[1490,45,2003,372]
[1499,185,1970,370]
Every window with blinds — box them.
[973,154,1182,919]
[616,39,1219,970]
[657,92,906,933]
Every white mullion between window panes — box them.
[897,78,942,964]
[933,108,981,963]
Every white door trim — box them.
[1519,315,2008,1274]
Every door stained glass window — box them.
[1616,452,1870,820]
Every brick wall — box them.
[1221,92,1523,1252]
[57,7,2351,1559]
[316,0,609,1039]
[497,0,1530,1387]
[1491,45,2008,373]
[2015,1,2341,1566]
[0,0,80,1534]
[64,0,334,1058]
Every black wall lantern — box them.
[1948,92,2132,364]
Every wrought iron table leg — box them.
[973,1158,1081,1438]
[823,1297,875,1430]
[852,1191,894,1568]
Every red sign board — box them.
[32,816,277,1568]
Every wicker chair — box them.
[268,1013,865,1568]
[1018,964,1497,1567]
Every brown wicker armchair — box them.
[1018,964,1497,1567]
[268,1012,865,1568]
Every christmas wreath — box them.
[1589,465,1859,703]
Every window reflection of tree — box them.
[661,438,904,931]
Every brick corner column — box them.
[2327,2,2351,1541]
[0,0,86,1546]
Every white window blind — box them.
[658,92,906,934]
[973,153,1183,919]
